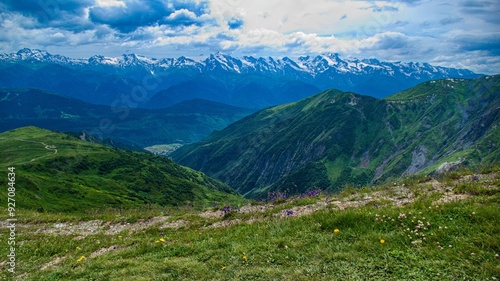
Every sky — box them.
[0,0,499,74]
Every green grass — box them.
[0,127,245,212]
[1,169,499,280]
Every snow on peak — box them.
[0,48,478,79]
[16,48,50,59]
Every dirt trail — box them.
[30,142,57,162]
[0,137,57,164]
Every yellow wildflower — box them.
[380,239,385,244]
[159,238,166,243]
[334,229,340,233]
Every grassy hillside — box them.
[172,76,500,198]
[0,168,498,280]
[0,88,254,147]
[0,126,244,212]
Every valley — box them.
[0,88,254,148]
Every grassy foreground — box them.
[1,169,499,280]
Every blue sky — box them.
[0,0,499,74]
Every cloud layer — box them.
[0,0,498,74]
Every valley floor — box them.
[1,169,499,280]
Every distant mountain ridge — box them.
[1,48,478,78]
[172,76,500,198]
[0,48,481,108]
[0,88,254,147]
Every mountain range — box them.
[172,75,500,198]
[1,49,497,201]
[0,88,254,148]
[0,48,481,109]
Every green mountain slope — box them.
[0,88,255,147]
[0,126,243,212]
[172,76,500,198]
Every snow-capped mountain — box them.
[1,48,477,78]
[0,48,481,108]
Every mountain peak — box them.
[1,48,481,100]
[322,52,342,59]
[16,48,51,60]
[3,48,479,78]
[204,52,244,72]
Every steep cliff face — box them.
[380,76,500,177]
[172,76,500,198]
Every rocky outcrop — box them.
[405,146,428,175]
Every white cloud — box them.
[94,0,126,8]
